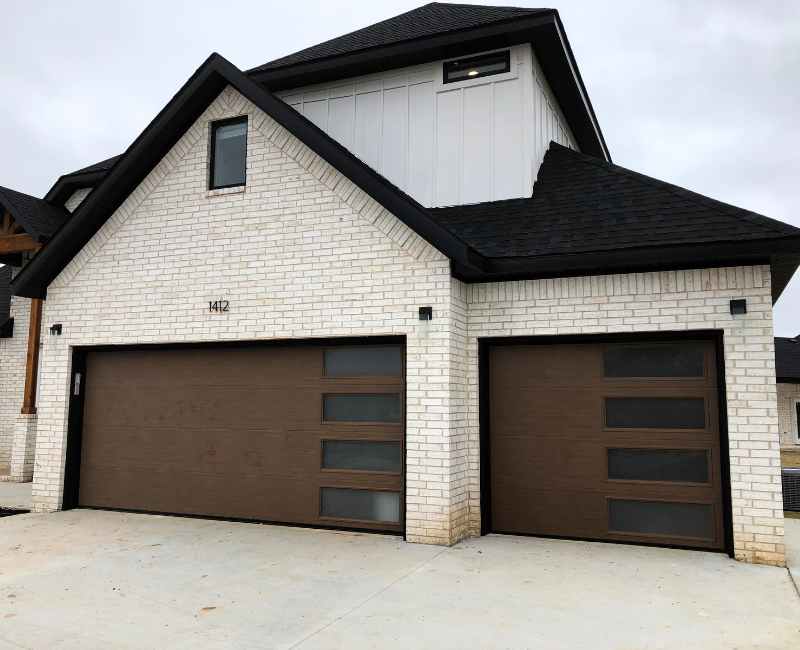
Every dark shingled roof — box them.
[0,265,11,322]
[249,3,548,73]
[0,185,71,241]
[67,155,122,176]
[776,336,800,382]
[430,143,800,259]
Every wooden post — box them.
[21,298,43,415]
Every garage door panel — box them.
[488,340,725,550]
[77,344,405,532]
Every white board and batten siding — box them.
[277,45,577,208]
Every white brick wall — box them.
[778,383,800,446]
[0,288,30,468]
[64,188,92,213]
[28,86,786,565]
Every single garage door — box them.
[489,340,725,549]
[76,343,405,533]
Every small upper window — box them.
[210,118,247,189]
[443,51,511,84]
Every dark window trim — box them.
[443,50,511,84]
[209,116,248,190]
[478,329,734,557]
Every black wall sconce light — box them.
[49,323,62,351]
[419,307,433,321]
[729,299,747,315]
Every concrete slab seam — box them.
[288,546,448,649]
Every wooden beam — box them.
[21,299,43,415]
[0,232,39,254]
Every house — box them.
[776,335,800,448]
[2,3,799,567]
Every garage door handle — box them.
[74,373,81,396]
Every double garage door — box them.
[489,340,726,550]
[73,337,727,550]
[75,343,405,533]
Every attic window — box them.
[210,118,247,189]
[443,51,511,84]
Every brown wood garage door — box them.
[489,340,726,549]
[77,343,405,532]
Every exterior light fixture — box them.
[729,299,747,315]
[50,324,62,351]
[468,70,479,76]
[418,307,433,341]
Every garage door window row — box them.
[319,346,405,527]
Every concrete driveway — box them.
[0,510,798,649]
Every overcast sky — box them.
[2,0,798,334]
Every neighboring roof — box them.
[776,335,800,382]
[44,155,122,206]
[11,55,800,302]
[432,144,800,299]
[0,265,10,321]
[252,3,546,71]
[0,185,71,242]
[248,3,610,161]
[67,155,122,176]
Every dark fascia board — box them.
[452,237,800,303]
[44,170,109,206]
[0,190,45,243]
[11,53,481,300]
[776,376,800,383]
[248,11,610,162]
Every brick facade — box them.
[0,287,32,470]
[28,87,786,565]
[778,382,800,447]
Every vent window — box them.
[443,51,511,84]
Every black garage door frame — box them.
[478,329,734,557]
[62,335,407,537]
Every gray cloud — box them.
[2,0,798,334]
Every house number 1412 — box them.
[209,300,229,313]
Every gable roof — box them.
[10,55,800,302]
[0,185,71,242]
[248,3,610,161]
[11,53,481,300]
[44,155,122,206]
[776,335,800,382]
[431,144,800,299]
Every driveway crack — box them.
[289,546,448,649]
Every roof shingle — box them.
[776,336,800,381]
[0,185,71,240]
[430,143,800,259]
[248,3,548,73]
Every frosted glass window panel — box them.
[321,488,400,522]
[323,394,400,423]
[607,449,709,483]
[604,347,704,378]
[609,500,713,539]
[324,347,401,376]
[606,398,705,430]
[322,441,401,472]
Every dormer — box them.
[249,3,609,208]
